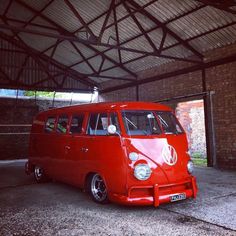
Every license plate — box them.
[170,193,186,202]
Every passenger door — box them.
[80,112,126,193]
[63,113,86,186]
[52,115,70,182]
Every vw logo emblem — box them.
[162,144,178,166]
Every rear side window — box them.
[45,117,56,133]
[70,114,84,134]
[57,116,69,134]
[87,113,108,135]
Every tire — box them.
[25,161,32,175]
[34,166,48,183]
[89,173,109,204]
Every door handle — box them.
[81,147,88,153]
[65,145,71,150]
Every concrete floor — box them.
[0,160,235,236]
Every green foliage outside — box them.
[24,91,63,98]
[191,152,207,166]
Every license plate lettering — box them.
[170,193,186,202]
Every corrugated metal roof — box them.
[52,41,83,66]
[162,45,193,59]
[69,0,110,25]
[89,76,110,83]
[18,32,57,52]
[125,56,172,72]
[6,1,34,22]
[100,67,130,78]
[167,6,236,40]
[144,0,200,23]
[1,0,236,89]
[122,35,154,53]
[43,0,82,32]
[0,0,10,15]
[120,51,144,63]
[72,42,97,58]
[71,62,94,74]
[87,55,103,72]
[21,0,50,11]
[189,24,236,52]
[118,16,143,43]
[101,59,115,71]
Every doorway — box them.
[176,99,207,167]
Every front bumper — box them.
[109,176,197,207]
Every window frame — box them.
[86,112,120,136]
[56,114,69,135]
[69,113,85,135]
[44,116,56,133]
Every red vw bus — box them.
[26,102,197,206]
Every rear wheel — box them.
[34,166,47,183]
[89,174,108,204]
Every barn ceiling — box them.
[0,0,235,92]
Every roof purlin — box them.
[126,0,204,60]
[15,0,138,79]
[0,31,98,88]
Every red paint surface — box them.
[27,102,198,206]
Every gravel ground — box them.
[0,161,236,236]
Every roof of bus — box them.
[37,101,172,116]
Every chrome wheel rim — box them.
[91,174,107,202]
[34,166,42,181]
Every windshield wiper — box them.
[125,117,148,135]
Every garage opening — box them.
[176,99,207,167]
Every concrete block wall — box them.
[100,44,236,170]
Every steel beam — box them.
[126,0,203,59]
[64,0,98,41]
[64,4,207,69]
[0,32,98,88]
[101,53,236,93]
[195,0,236,15]
[0,24,201,64]
[100,21,236,73]
[14,0,138,79]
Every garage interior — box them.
[0,0,236,235]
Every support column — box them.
[136,85,139,101]
[202,69,216,167]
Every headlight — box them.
[129,152,139,161]
[187,160,194,174]
[134,164,151,180]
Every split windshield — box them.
[122,110,183,136]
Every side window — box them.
[87,113,108,135]
[70,114,84,134]
[45,117,56,133]
[57,116,69,134]
[109,112,120,134]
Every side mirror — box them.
[107,124,117,135]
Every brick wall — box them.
[0,97,89,160]
[100,44,236,170]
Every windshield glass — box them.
[122,110,184,136]
[122,111,162,135]
[155,111,183,134]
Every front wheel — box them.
[89,174,108,204]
